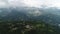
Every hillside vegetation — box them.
[0,20,59,34]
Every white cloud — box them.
[23,0,43,7]
[0,0,60,8]
[28,9,42,16]
[0,0,7,8]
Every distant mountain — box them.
[0,7,60,25]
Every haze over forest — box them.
[0,0,60,34]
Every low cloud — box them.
[0,0,60,17]
[0,0,60,8]
[28,10,42,16]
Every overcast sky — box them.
[0,0,60,8]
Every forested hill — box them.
[0,7,60,25]
[0,20,60,34]
[0,7,60,34]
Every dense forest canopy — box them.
[0,20,59,34]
